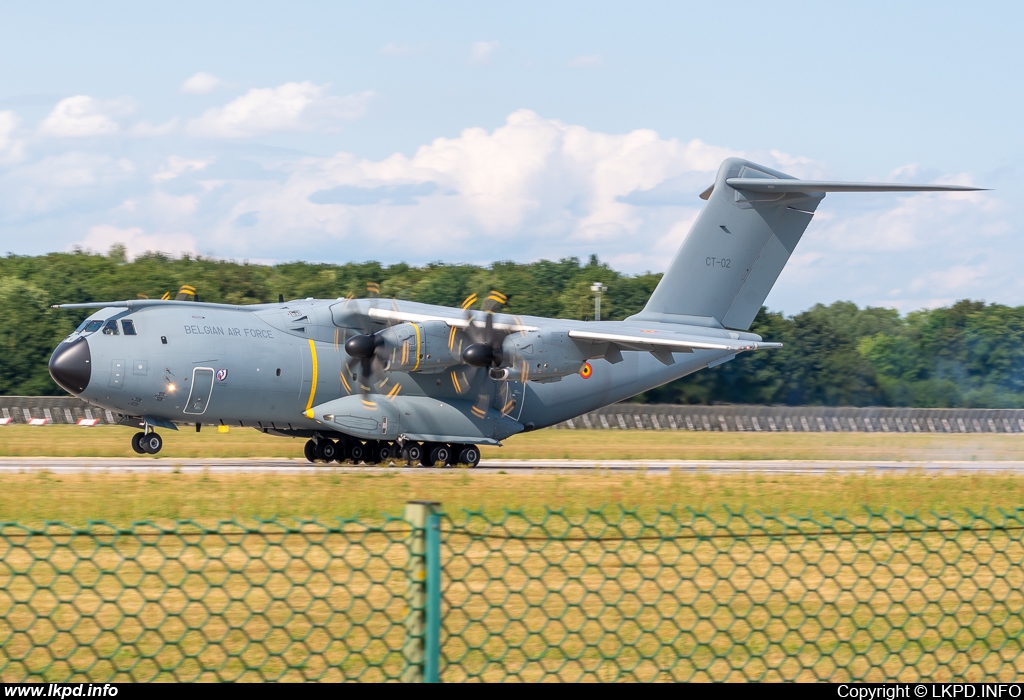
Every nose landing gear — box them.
[131,431,163,455]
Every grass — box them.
[1,468,1024,526]
[3,425,1024,461]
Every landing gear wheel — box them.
[316,439,338,462]
[457,445,480,468]
[428,444,452,467]
[365,441,382,464]
[303,439,316,463]
[401,442,424,465]
[131,432,146,455]
[348,441,366,464]
[444,445,459,468]
[377,442,396,465]
[141,433,163,455]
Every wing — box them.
[367,307,538,332]
[568,328,781,354]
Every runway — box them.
[3,457,1024,474]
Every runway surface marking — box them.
[2,457,1024,474]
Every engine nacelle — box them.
[492,330,590,382]
[378,321,462,374]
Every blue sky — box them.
[0,1,1020,314]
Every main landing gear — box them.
[131,431,163,455]
[303,438,481,467]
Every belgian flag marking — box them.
[580,362,593,379]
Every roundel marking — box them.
[580,362,593,379]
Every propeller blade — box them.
[483,290,506,312]
[450,369,471,394]
[471,392,489,419]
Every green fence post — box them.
[425,510,442,683]
[403,500,439,683]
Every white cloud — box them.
[129,118,179,137]
[469,41,498,65]
[187,82,373,138]
[569,54,603,68]
[152,156,212,183]
[203,109,750,265]
[0,111,25,163]
[78,225,198,260]
[38,96,133,138]
[16,152,134,189]
[380,42,424,56]
[0,111,20,150]
[180,71,225,95]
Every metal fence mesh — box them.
[3,508,1024,682]
[0,519,413,682]
[440,508,1024,682]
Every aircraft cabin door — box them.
[494,378,526,422]
[183,367,215,415]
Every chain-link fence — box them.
[3,506,1024,682]
[0,518,415,682]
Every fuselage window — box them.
[83,320,104,333]
[102,320,119,336]
[121,320,137,336]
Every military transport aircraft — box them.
[47,158,982,466]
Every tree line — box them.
[2,246,1022,407]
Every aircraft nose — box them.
[48,337,92,394]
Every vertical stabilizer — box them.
[630,158,981,331]
[631,158,822,330]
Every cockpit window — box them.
[101,320,119,336]
[121,320,137,336]
[83,320,103,333]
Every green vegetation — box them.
[4,248,1024,406]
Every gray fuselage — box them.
[51,297,758,444]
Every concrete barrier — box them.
[0,396,119,426]
[556,403,1024,433]
[3,395,1024,433]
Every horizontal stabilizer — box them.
[725,178,985,194]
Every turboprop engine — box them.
[347,321,593,384]
[371,321,463,373]
[489,330,591,383]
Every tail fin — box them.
[630,157,982,330]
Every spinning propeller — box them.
[337,290,401,405]
[344,331,387,403]
[460,290,507,370]
[449,291,521,419]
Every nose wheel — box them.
[132,431,163,455]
